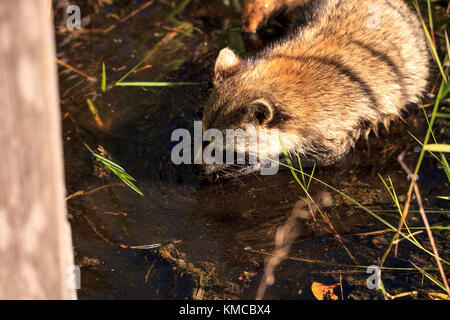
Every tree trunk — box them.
[0,0,76,299]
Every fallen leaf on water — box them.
[195,288,204,300]
[311,282,339,300]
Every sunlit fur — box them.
[202,0,430,175]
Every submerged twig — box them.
[56,58,96,82]
[83,214,113,244]
[120,243,162,250]
[115,32,178,84]
[57,0,155,34]
[103,211,128,216]
[65,183,125,201]
[86,98,105,129]
[386,291,419,300]
[392,231,423,245]
[119,0,154,24]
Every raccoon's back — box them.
[259,0,430,163]
[270,0,429,113]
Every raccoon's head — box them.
[201,48,311,176]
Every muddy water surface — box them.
[55,0,449,299]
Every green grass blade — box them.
[109,166,144,196]
[378,175,419,246]
[307,162,316,191]
[440,153,450,182]
[411,261,448,292]
[409,226,450,230]
[424,144,450,153]
[435,113,450,119]
[87,149,143,196]
[407,131,443,165]
[273,159,450,266]
[413,0,447,83]
[93,153,126,172]
[101,62,106,92]
[296,152,306,187]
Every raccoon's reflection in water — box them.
[194,170,359,265]
[195,172,312,253]
[194,172,360,298]
[256,192,332,299]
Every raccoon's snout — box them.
[203,163,227,176]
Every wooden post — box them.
[0,0,76,299]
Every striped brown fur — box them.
[202,0,429,174]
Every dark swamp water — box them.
[54,0,449,299]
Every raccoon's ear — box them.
[249,99,274,125]
[214,48,242,78]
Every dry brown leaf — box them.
[311,281,339,300]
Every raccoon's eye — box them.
[249,99,273,125]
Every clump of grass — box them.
[276,144,449,299]
[379,0,449,294]
[84,143,144,197]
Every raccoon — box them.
[201,0,429,176]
